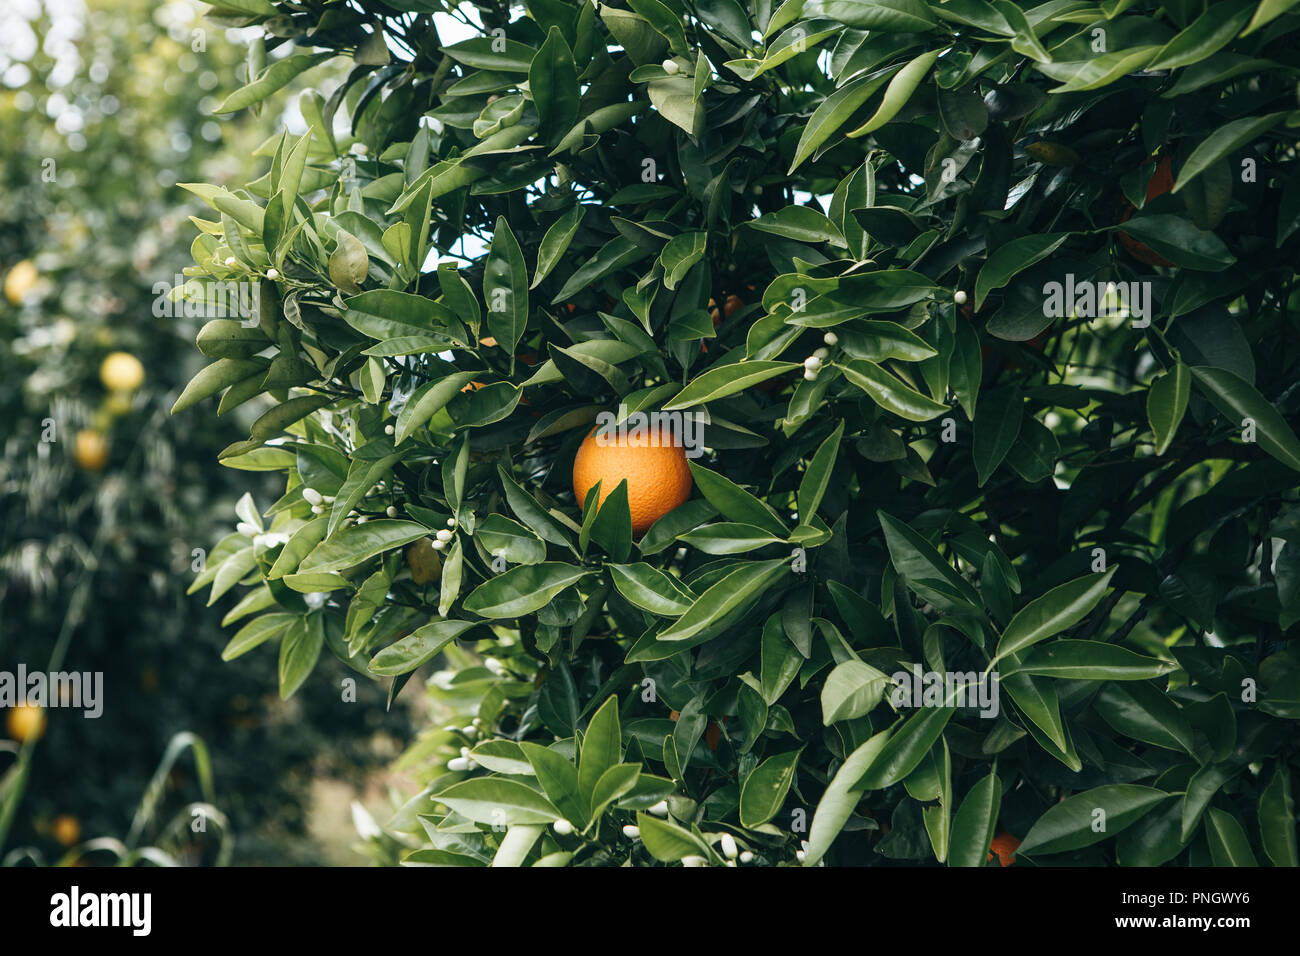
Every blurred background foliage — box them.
[0,0,415,865]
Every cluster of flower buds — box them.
[432,517,456,551]
[803,331,838,381]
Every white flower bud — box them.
[954,290,968,305]
[356,515,368,523]
[459,746,470,757]
[795,849,806,862]
[323,495,335,504]
[443,725,459,734]
[553,819,574,835]
[431,539,446,551]
[446,517,457,528]
[350,142,368,156]
[720,833,738,859]
[461,726,476,737]
[266,268,279,280]
[681,855,707,867]
[803,355,822,371]
[236,521,259,536]
[823,331,838,346]
[472,718,482,726]
[813,347,829,360]
[436,529,453,542]
[662,59,679,75]
[224,256,236,266]
[740,851,754,863]
[386,505,398,517]
[384,424,394,435]
[310,504,324,515]
[648,801,669,817]
[622,825,640,839]
[803,368,819,381]
[447,756,470,771]
[302,487,322,505]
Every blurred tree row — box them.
[0,0,408,865]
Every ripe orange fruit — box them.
[988,831,1021,866]
[572,425,692,533]
[100,351,144,392]
[74,429,109,471]
[5,703,46,742]
[1117,155,1175,267]
[53,815,81,847]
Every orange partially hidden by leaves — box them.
[479,336,498,347]
[573,425,692,533]
[1117,154,1175,267]
[988,831,1021,866]
[668,710,723,750]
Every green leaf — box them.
[1147,3,1253,71]
[1018,785,1171,856]
[797,420,844,520]
[395,372,480,444]
[171,358,270,414]
[531,204,586,289]
[657,559,789,645]
[846,49,941,138]
[1094,681,1197,755]
[854,706,956,790]
[462,562,594,618]
[530,27,580,143]
[1147,363,1191,456]
[788,65,902,173]
[748,206,845,245]
[1259,765,1298,867]
[839,359,950,422]
[877,510,982,612]
[328,453,401,537]
[993,567,1117,664]
[664,361,801,409]
[299,520,430,573]
[804,729,891,866]
[278,613,323,699]
[1115,214,1235,271]
[437,778,562,825]
[821,659,890,725]
[807,0,936,31]
[1242,0,1300,35]
[484,216,529,356]
[1190,366,1300,472]
[213,52,332,114]
[739,749,803,828]
[1206,808,1258,866]
[688,463,788,536]
[974,233,1069,310]
[477,514,547,566]
[948,770,1002,867]
[1012,640,1175,680]
[368,620,481,676]
[608,562,695,615]
[973,385,1023,486]
[578,696,623,809]
[222,612,296,661]
[635,812,712,861]
[1172,113,1288,194]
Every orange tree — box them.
[183,0,1299,866]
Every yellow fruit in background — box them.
[405,538,443,585]
[104,391,134,417]
[5,703,45,742]
[4,259,38,304]
[100,351,145,392]
[53,815,81,847]
[74,429,109,471]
